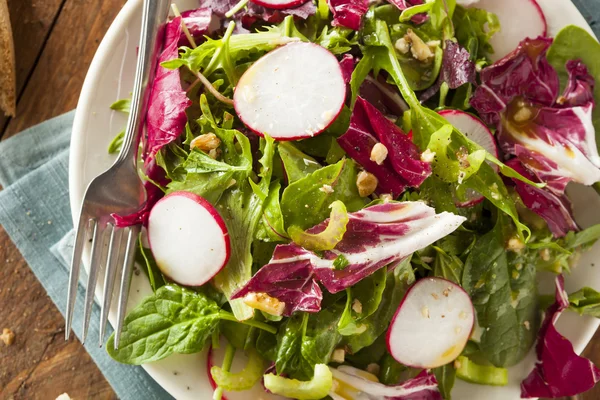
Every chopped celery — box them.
[455,356,508,386]
[211,348,265,392]
[264,364,333,400]
[288,201,349,251]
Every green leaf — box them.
[379,352,406,385]
[462,215,539,367]
[155,143,188,182]
[278,142,321,184]
[564,224,600,250]
[316,26,358,55]
[453,5,500,60]
[547,25,600,142]
[568,287,600,318]
[136,234,166,292]
[276,314,313,379]
[110,98,131,114]
[108,131,125,154]
[256,181,288,242]
[432,246,464,284]
[350,54,374,108]
[281,158,366,230]
[434,363,457,400]
[338,269,387,336]
[106,285,221,364]
[455,356,508,386]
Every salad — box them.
[105,0,600,398]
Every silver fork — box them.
[65,0,172,348]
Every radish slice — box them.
[250,0,310,9]
[234,42,346,141]
[148,191,230,286]
[386,278,475,369]
[469,0,547,62]
[439,109,498,207]
[208,341,284,400]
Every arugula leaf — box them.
[281,158,366,230]
[136,234,166,292]
[106,285,223,364]
[564,224,600,250]
[344,258,415,353]
[462,215,539,367]
[278,142,321,183]
[547,25,600,139]
[316,25,358,55]
[155,143,188,182]
[453,5,500,61]
[338,269,387,335]
[432,245,464,284]
[255,181,288,243]
[567,287,600,318]
[108,131,125,154]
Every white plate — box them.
[69,1,600,399]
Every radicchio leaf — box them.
[359,75,409,118]
[232,202,465,315]
[338,97,431,197]
[199,0,315,27]
[113,17,192,227]
[179,8,215,46]
[329,0,369,31]
[340,54,356,84]
[387,0,428,24]
[420,40,476,103]
[521,275,600,398]
[331,366,442,399]
[471,37,600,193]
[506,159,578,238]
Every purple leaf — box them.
[559,59,595,107]
[420,40,476,103]
[114,17,191,227]
[471,37,559,126]
[340,54,356,84]
[331,366,442,399]
[338,97,431,197]
[179,8,215,46]
[232,202,465,315]
[386,0,428,25]
[359,74,409,118]
[471,37,600,192]
[199,0,315,27]
[506,159,578,238]
[329,0,369,31]
[521,275,600,398]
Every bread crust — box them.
[0,0,15,117]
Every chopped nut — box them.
[190,133,221,153]
[56,394,72,400]
[524,321,531,330]
[421,306,430,318]
[356,171,378,197]
[394,37,410,54]
[507,237,525,252]
[406,29,434,62]
[352,299,363,314]
[366,363,381,375]
[243,292,286,316]
[370,143,389,165]
[420,148,436,163]
[426,40,441,48]
[454,359,462,369]
[331,348,345,363]
[540,248,551,261]
[1,328,15,346]
[380,194,393,203]
[208,148,221,159]
[319,184,335,194]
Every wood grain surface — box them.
[0,1,599,400]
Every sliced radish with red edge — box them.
[439,109,498,207]
[234,42,346,141]
[387,278,475,369]
[468,0,547,62]
[250,0,310,9]
[148,191,230,286]
[208,340,284,400]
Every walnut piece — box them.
[190,133,221,153]
[356,171,378,197]
[406,29,434,62]
[370,143,388,165]
[1,328,15,346]
[331,348,345,363]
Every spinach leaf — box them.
[379,353,406,385]
[434,363,457,400]
[568,287,600,318]
[345,334,387,369]
[278,142,321,183]
[547,25,600,138]
[275,314,313,379]
[255,181,288,243]
[351,267,387,320]
[462,215,539,367]
[106,285,222,364]
[344,258,415,353]
[281,158,366,230]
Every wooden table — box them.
[0,1,599,399]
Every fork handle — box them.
[116,0,172,165]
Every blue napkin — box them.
[0,3,598,399]
[0,112,173,400]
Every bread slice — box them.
[0,0,15,117]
